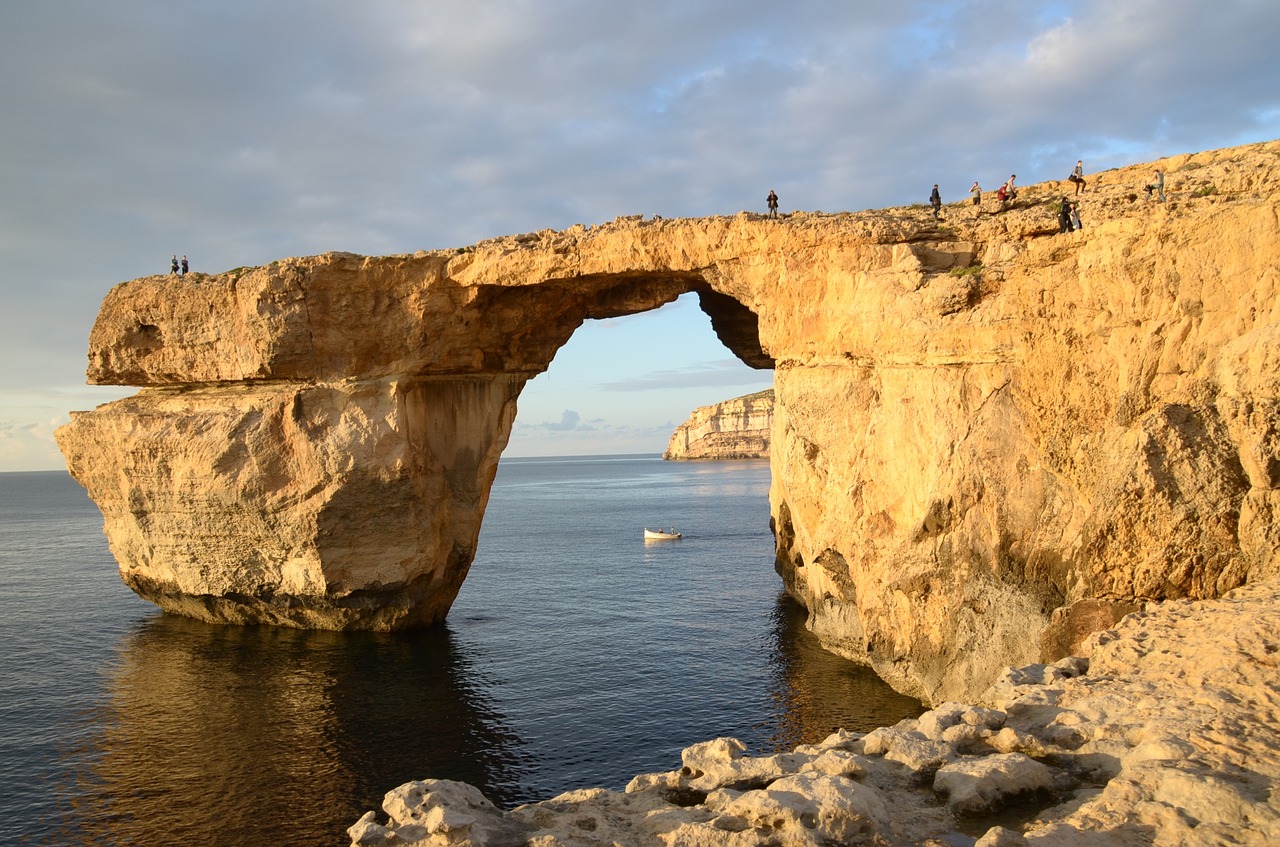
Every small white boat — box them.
[644,528,682,541]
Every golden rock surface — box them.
[59,139,1280,703]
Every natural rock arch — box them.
[60,140,1280,703]
[60,233,778,632]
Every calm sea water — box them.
[0,456,921,846]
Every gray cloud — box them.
[537,410,583,432]
[1,0,1276,469]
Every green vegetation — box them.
[1193,185,1219,197]
[949,264,983,277]
[1176,161,1204,172]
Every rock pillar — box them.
[58,375,524,630]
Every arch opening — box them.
[502,286,773,460]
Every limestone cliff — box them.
[664,389,773,460]
[58,139,1280,704]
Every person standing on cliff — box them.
[930,184,942,219]
[1144,169,1166,202]
[1057,197,1074,233]
[1069,160,1086,195]
[766,190,779,218]
[1006,174,1017,201]
[180,255,188,276]
[170,255,178,275]
[969,181,981,212]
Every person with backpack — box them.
[930,184,942,219]
[1068,160,1086,195]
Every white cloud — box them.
[505,417,678,458]
[0,418,66,472]
[599,360,774,393]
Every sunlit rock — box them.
[934,753,1056,814]
[664,389,773,460]
[59,140,1280,705]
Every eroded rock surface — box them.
[664,389,773,460]
[58,140,1280,701]
[349,581,1280,847]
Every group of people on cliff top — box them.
[928,171,1028,219]
[169,254,189,275]
[766,158,1168,228]
[939,170,1025,218]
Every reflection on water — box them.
[51,594,921,846]
[57,617,525,846]
[10,459,925,847]
[765,597,923,749]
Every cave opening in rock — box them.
[502,289,773,459]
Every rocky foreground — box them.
[349,581,1280,847]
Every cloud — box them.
[536,410,583,432]
[598,360,774,392]
[505,416,679,458]
[0,416,67,472]
[1,0,1277,470]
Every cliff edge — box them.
[664,389,773,460]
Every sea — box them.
[0,455,922,846]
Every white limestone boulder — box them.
[933,753,1056,814]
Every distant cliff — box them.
[664,389,773,460]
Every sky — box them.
[1,1,1278,471]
